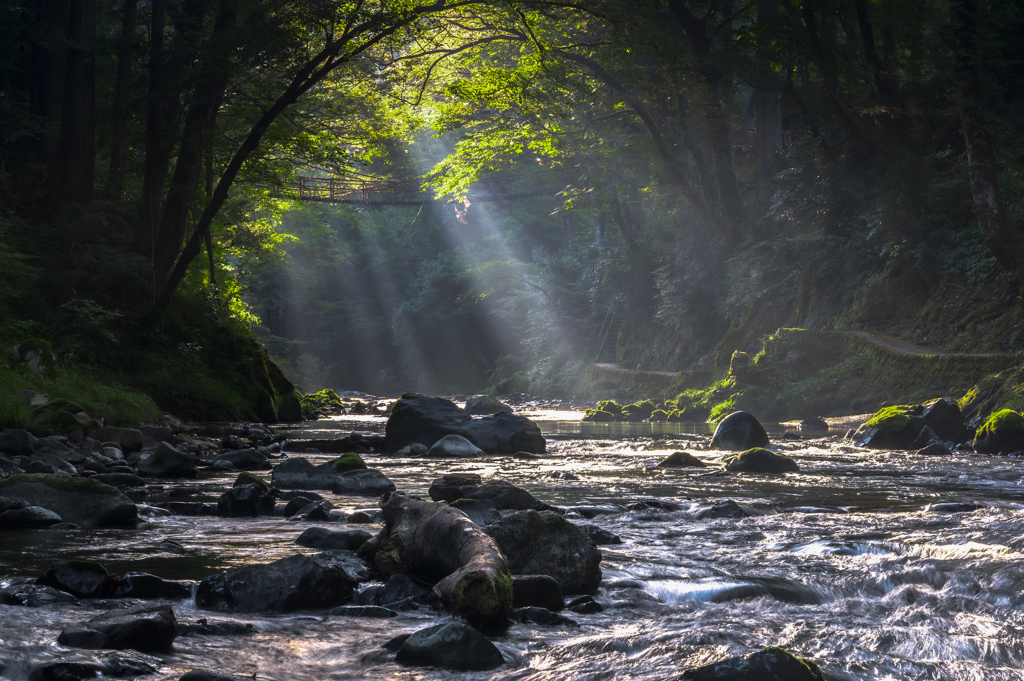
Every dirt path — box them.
[846,330,1016,358]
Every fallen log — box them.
[360,492,511,625]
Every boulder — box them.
[917,442,952,456]
[195,553,358,611]
[974,410,1024,454]
[92,473,146,487]
[655,451,706,468]
[0,582,77,607]
[567,595,604,613]
[465,395,513,416]
[29,654,156,681]
[580,524,622,545]
[283,494,324,517]
[710,412,770,451]
[450,498,501,526]
[0,455,20,478]
[428,474,552,511]
[483,510,602,594]
[511,606,578,627]
[216,484,275,518]
[295,526,372,551]
[910,425,943,449]
[512,574,564,611]
[329,605,397,618]
[385,393,545,454]
[393,443,428,457]
[95,427,144,453]
[0,474,137,526]
[0,429,39,457]
[694,499,755,519]
[59,603,178,652]
[137,442,197,479]
[288,500,333,521]
[919,397,970,443]
[271,456,391,495]
[210,449,270,471]
[116,573,193,599]
[332,468,395,496]
[0,505,62,528]
[426,434,485,458]
[395,622,504,671]
[680,646,825,681]
[39,560,120,598]
[798,416,829,431]
[723,448,799,473]
[139,425,175,443]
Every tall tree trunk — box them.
[755,0,782,184]
[949,0,1024,275]
[137,0,166,271]
[106,0,138,198]
[152,0,234,286]
[31,0,69,168]
[55,0,96,205]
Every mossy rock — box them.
[255,390,277,424]
[649,409,669,422]
[330,452,367,471]
[656,451,706,468]
[0,473,137,525]
[723,448,799,473]
[11,338,57,376]
[277,390,303,422]
[621,400,657,422]
[974,409,1024,454]
[595,400,623,417]
[852,404,923,449]
[233,471,270,490]
[582,408,616,423]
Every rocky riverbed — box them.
[2,396,1024,680]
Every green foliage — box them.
[863,406,915,429]
[977,409,1024,437]
[234,472,270,489]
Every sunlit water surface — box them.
[3,412,1024,680]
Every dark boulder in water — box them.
[39,560,119,598]
[974,409,1024,454]
[566,595,604,613]
[465,395,513,415]
[137,442,197,479]
[512,574,564,611]
[710,412,770,451]
[217,483,275,518]
[450,498,501,525]
[680,646,825,681]
[116,573,193,600]
[694,499,755,519]
[329,605,397,618]
[580,524,622,545]
[395,622,504,671]
[195,553,358,612]
[385,393,545,454]
[295,526,372,551]
[29,654,156,681]
[58,603,178,652]
[209,449,270,471]
[511,606,578,627]
[483,510,602,594]
[655,451,707,468]
[0,474,137,526]
[429,474,552,511]
[723,448,799,473]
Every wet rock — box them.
[179,671,254,681]
[216,484,275,518]
[428,474,553,511]
[382,634,412,651]
[568,506,621,518]
[926,501,984,513]
[911,425,942,449]
[511,606,578,627]
[137,442,197,479]
[347,510,379,523]
[426,434,485,458]
[974,409,1024,454]
[0,505,62,528]
[512,574,564,611]
[450,498,501,525]
[139,425,174,443]
[483,510,602,594]
[116,573,193,600]
[680,646,825,681]
[465,394,513,415]
[39,561,120,598]
[29,654,156,681]
[195,553,357,612]
[723,448,799,473]
[710,412,770,451]
[279,489,324,503]
[376,574,431,608]
[395,622,504,671]
[655,451,707,468]
[0,455,22,479]
[209,449,270,471]
[271,457,394,495]
[58,603,178,652]
[566,595,604,613]
[546,470,579,481]
[0,429,39,457]
[580,524,622,545]
[287,500,333,522]
[283,494,325,517]
[0,582,77,606]
[393,443,428,457]
[694,500,754,519]
[91,473,145,487]
[177,619,256,637]
[385,393,545,454]
[799,416,829,431]
[919,397,970,443]
[628,499,685,512]
[916,442,952,456]
[95,427,145,453]
[329,605,397,618]
[332,468,396,496]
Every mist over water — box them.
[3,412,1024,680]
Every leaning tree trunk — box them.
[949,0,1024,275]
[361,492,511,625]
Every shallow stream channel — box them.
[3,410,1024,680]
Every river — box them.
[3,410,1024,680]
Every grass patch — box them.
[330,452,367,470]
